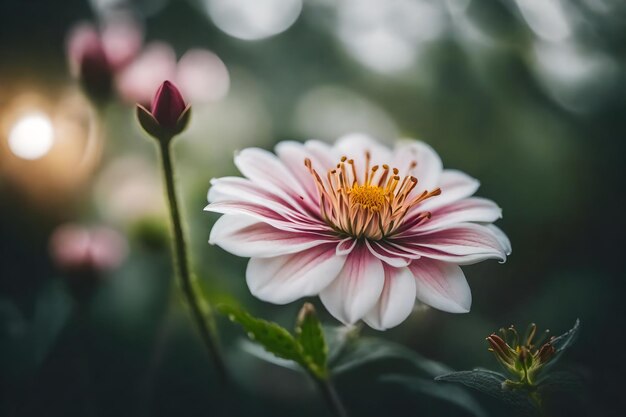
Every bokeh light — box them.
[205,0,303,41]
[336,0,446,73]
[7,112,55,160]
[294,86,398,143]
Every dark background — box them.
[1,0,624,416]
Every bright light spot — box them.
[336,0,445,73]
[294,86,398,142]
[532,40,619,112]
[177,49,230,102]
[206,0,302,41]
[515,0,571,42]
[8,112,55,160]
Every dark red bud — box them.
[150,80,187,130]
[79,41,113,99]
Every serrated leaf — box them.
[219,304,304,364]
[436,369,535,413]
[295,303,327,377]
[332,337,450,377]
[382,374,488,417]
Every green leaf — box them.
[382,374,488,417]
[435,369,535,413]
[219,304,304,364]
[238,339,302,372]
[295,303,328,378]
[332,337,450,377]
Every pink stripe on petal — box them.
[235,148,309,206]
[274,141,322,204]
[365,239,412,267]
[205,201,330,233]
[389,223,508,265]
[210,214,338,258]
[209,176,321,222]
[408,258,471,313]
[246,243,346,304]
[337,237,357,255]
[320,242,385,324]
[208,176,328,231]
[407,197,502,233]
[363,265,416,330]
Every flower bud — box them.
[137,80,191,140]
[79,44,113,99]
[67,25,113,100]
[486,323,556,388]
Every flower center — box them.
[305,151,441,240]
[349,184,387,211]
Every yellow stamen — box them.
[305,151,441,240]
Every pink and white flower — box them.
[205,134,511,330]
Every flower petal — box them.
[408,258,471,313]
[392,140,443,192]
[235,147,307,201]
[210,214,336,258]
[320,242,385,324]
[246,243,346,305]
[337,237,357,255]
[415,197,502,232]
[207,177,327,232]
[420,169,480,211]
[390,223,509,265]
[486,224,512,255]
[304,140,336,168]
[363,266,416,330]
[365,239,412,267]
[274,141,323,203]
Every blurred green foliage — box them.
[1,0,625,416]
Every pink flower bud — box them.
[151,80,187,130]
[67,24,113,98]
[136,80,191,139]
[79,42,113,97]
[66,17,142,101]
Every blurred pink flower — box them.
[49,224,128,273]
[67,17,143,77]
[206,134,511,330]
[117,44,230,106]
[66,16,142,92]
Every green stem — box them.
[158,139,228,383]
[312,375,348,417]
